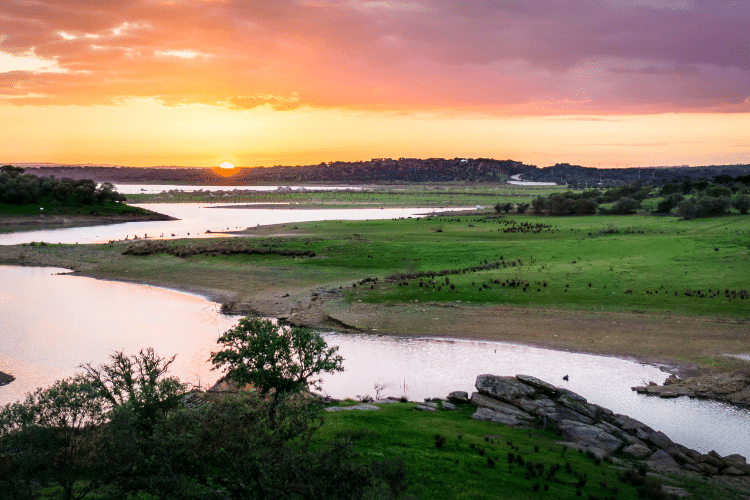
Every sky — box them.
[1,0,749,169]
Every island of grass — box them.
[0,165,174,231]
[2,209,748,380]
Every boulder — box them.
[647,430,675,451]
[471,407,525,426]
[515,374,559,395]
[721,466,746,476]
[441,401,457,411]
[538,406,594,426]
[559,420,623,454]
[622,444,652,458]
[326,404,381,412]
[415,403,437,412]
[470,393,533,420]
[447,391,470,404]
[557,393,598,419]
[722,454,747,467]
[475,374,537,403]
[646,449,680,471]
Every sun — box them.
[219,161,235,169]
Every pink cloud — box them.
[0,0,747,113]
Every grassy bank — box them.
[125,184,564,207]
[319,401,744,499]
[1,212,748,371]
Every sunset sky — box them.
[1,0,748,168]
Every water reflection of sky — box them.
[0,204,470,245]
[1,265,749,458]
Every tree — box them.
[0,376,105,500]
[210,316,344,397]
[80,348,186,432]
[732,194,750,215]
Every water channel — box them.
[2,265,749,458]
[0,203,465,245]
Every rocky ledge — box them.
[463,373,749,478]
[631,369,750,407]
[0,371,15,387]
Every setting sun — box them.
[219,162,235,169]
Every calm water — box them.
[0,204,467,245]
[1,265,749,458]
[114,184,366,194]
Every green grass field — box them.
[316,402,732,500]
[238,213,749,319]
[125,184,564,207]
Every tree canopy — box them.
[210,316,344,397]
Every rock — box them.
[441,401,457,410]
[557,393,598,419]
[659,392,680,398]
[594,421,621,436]
[623,444,652,458]
[470,393,533,420]
[699,453,723,468]
[475,374,537,403]
[613,414,650,432]
[538,406,594,426]
[515,374,559,394]
[661,485,692,498]
[646,449,680,471]
[647,430,675,451]
[556,441,610,460]
[697,463,719,475]
[414,404,437,411]
[721,466,746,476]
[415,403,437,412]
[722,454,747,467]
[325,404,381,412]
[447,391,470,404]
[471,407,525,426]
[559,420,623,454]
[513,395,556,414]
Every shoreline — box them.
[66,270,732,381]
[0,212,177,232]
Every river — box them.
[1,265,749,458]
[0,203,467,245]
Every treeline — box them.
[25,161,750,187]
[499,175,750,218]
[28,158,533,185]
[0,165,126,205]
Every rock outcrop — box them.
[632,369,750,406]
[466,374,750,477]
[0,371,14,387]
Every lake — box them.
[2,265,749,458]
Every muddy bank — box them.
[216,288,750,381]
[0,371,15,387]
[0,212,176,231]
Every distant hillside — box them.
[21,159,750,187]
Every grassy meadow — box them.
[317,401,738,500]
[125,184,562,207]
